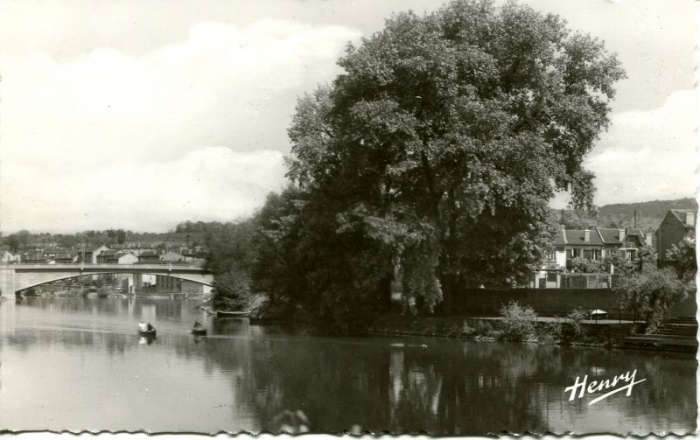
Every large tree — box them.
[280,0,625,317]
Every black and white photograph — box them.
[0,0,697,436]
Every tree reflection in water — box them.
[0,298,695,434]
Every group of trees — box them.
[2,226,212,253]
[3,229,128,252]
[553,197,698,231]
[613,237,696,332]
[209,0,628,330]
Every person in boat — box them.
[146,322,155,332]
[138,322,148,332]
[193,320,203,330]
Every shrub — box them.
[537,321,562,343]
[474,320,494,337]
[499,301,538,341]
[562,308,587,341]
[461,320,475,336]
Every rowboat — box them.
[191,328,207,336]
[137,327,157,337]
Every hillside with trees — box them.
[552,197,697,231]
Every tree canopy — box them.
[254,0,625,323]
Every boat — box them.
[137,324,157,337]
[138,328,157,337]
[217,310,250,318]
[191,328,207,336]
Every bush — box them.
[474,320,494,337]
[461,320,475,336]
[499,301,538,341]
[537,321,562,343]
[562,308,587,341]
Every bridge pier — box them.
[0,265,17,300]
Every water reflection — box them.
[0,298,695,434]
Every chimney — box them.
[687,212,695,227]
[584,229,590,242]
[619,229,625,241]
[560,224,567,244]
[634,210,637,228]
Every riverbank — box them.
[365,315,695,353]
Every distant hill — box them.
[552,197,698,232]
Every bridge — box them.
[0,263,214,300]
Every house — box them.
[22,249,48,263]
[529,226,648,289]
[550,225,647,270]
[98,250,138,264]
[0,250,21,264]
[160,251,185,263]
[54,252,78,264]
[656,209,696,266]
[137,250,161,263]
[77,245,110,264]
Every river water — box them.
[0,297,695,434]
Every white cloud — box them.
[2,147,287,233]
[0,20,360,233]
[585,89,697,205]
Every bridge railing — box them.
[7,262,208,270]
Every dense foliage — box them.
[204,219,261,312]
[498,301,537,341]
[253,0,624,324]
[615,240,693,333]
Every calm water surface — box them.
[0,297,696,434]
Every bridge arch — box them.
[0,264,214,299]
[15,272,213,293]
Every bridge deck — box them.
[9,263,210,273]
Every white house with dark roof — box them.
[550,226,647,271]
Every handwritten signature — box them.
[564,369,646,406]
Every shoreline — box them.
[364,315,696,355]
[247,313,697,355]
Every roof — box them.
[139,250,159,257]
[43,247,70,254]
[82,245,109,252]
[554,227,645,246]
[669,209,697,228]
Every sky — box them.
[0,0,697,233]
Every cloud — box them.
[0,20,360,233]
[2,147,287,233]
[585,89,697,205]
